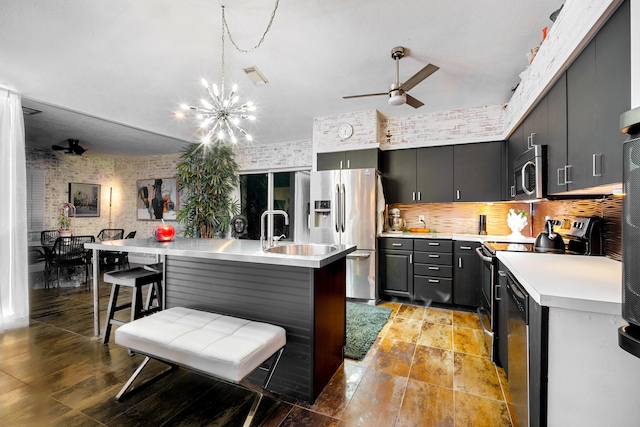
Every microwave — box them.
[513,144,546,200]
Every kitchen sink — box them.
[266,244,338,256]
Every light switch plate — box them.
[419,215,425,222]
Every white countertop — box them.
[497,252,622,315]
[86,237,356,269]
[378,232,536,244]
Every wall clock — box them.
[338,123,353,140]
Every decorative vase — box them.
[506,209,528,238]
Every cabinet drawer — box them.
[379,238,413,250]
[414,276,452,304]
[454,241,480,252]
[414,239,452,253]
[414,264,452,278]
[413,252,452,266]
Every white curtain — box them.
[0,86,29,332]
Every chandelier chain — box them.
[221,0,280,54]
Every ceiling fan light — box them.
[388,91,407,106]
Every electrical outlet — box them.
[418,215,425,223]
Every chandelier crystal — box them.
[178,2,279,144]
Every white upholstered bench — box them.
[114,307,286,426]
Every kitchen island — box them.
[86,238,356,403]
[497,252,640,427]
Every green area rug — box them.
[345,302,393,360]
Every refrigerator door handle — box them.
[341,183,346,233]
[334,184,340,233]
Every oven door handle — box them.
[476,307,493,338]
[475,246,492,262]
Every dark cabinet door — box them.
[497,266,509,375]
[345,149,380,171]
[380,249,413,298]
[317,149,380,171]
[567,37,597,191]
[507,124,525,199]
[382,149,417,204]
[317,152,346,171]
[416,145,454,202]
[594,0,630,186]
[523,96,548,149]
[453,242,481,306]
[547,72,568,195]
[454,141,504,202]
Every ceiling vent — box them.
[243,66,269,85]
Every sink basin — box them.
[266,244,338,256]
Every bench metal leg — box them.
[261,347,284,389]
[115,356,176,401]
[243,392,264,427]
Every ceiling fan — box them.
[52,139,87,155]
[343,46,439,108]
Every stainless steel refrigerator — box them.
[310,168,378,302]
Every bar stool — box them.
[102,267,163,344]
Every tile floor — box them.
[0,276,516,426]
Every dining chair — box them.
[40,230,60,288]
[97,229,124,241]
[119,231,137,269]
[50,235,96,295]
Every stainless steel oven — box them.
[476,244,497,363]
[476,242,535,366]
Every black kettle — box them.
[535,219,565,253]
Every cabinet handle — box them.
[412,192,416,201]
[417,191,421,201]
[428,266,440,270]
[458,258,462,268]
[428,254,440,258]
[410,254,413,264]
[495,284,501,301]
[510,185,515,198]
[557,167,566,186]
[498,270,506,276]
[460,246,472,250]
[527,134,532,149]
[565,165,573,184]
[593,153,602,177]
[392,243,402,247]
[428,242,440,246]
[428,279,440,283]
[456,190,461,200]
[339,160,343,170]
[347,159,351,169]
[528,132,537,148]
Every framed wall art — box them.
[136,177,179,220]
[69,182,100,217]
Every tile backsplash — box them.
[389,196,622,261]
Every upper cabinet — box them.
[316,148,380,171]
[383,146,454,204]
[508,1,629,197]
[453,141,505,202]
[382,141,504,204]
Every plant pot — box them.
[60,229,72,237]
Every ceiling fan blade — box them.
[401,63,439,92]
[405,94,425,109]
[343,92,388,99]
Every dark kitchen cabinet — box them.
[317,148,379,171]
[414,239,453,304]
[507,125,524,199]
[562,0,629,191]
[546,73,568,194]
[453,141,505,202]
[382,146,453,203]
[379,238,413,298]
[453,241,481,306]
[497,265,509,375]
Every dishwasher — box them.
[506,270,529,427]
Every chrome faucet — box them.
[260,210,289,251]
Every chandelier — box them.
[178,2,280,144]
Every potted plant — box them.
[175,140,240,238]
[59,203,74,236]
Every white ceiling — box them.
[0,0,564,157]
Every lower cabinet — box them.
[453,241,481,306]
[413,239,453,304]
[379,238,413,298]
